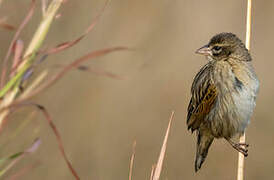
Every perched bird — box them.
[187,32,259,172]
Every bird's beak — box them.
[195,45,212,56]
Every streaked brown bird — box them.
[187,32,259,172]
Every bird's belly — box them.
[206,87,256,138]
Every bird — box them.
[187,32,259,172]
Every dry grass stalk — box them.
[237,0,252,180]
[150,164,156,180]
[152,111,175,180]
[129,140,136,180]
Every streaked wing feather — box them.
[187,64,217,132]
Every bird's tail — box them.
[195,131,214,172]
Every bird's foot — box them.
[237,142,249,148]
[226,139,249,157]
[232,143,248,157]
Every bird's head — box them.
[196,32,251,61]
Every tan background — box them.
[0,0,273,179]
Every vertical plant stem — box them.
[245,0,252,50]
[237,133,246,180]
[237,0,252,180]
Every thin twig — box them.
[237,0,252,180]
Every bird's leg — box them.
[225,138,249,157]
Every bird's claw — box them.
[226,139,249,157]
[233,143,248,156]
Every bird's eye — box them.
[213,46,222,51]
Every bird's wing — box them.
[187,64,217,132]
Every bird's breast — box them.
[207,60,259,138]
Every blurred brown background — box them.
[0,0,273,179]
